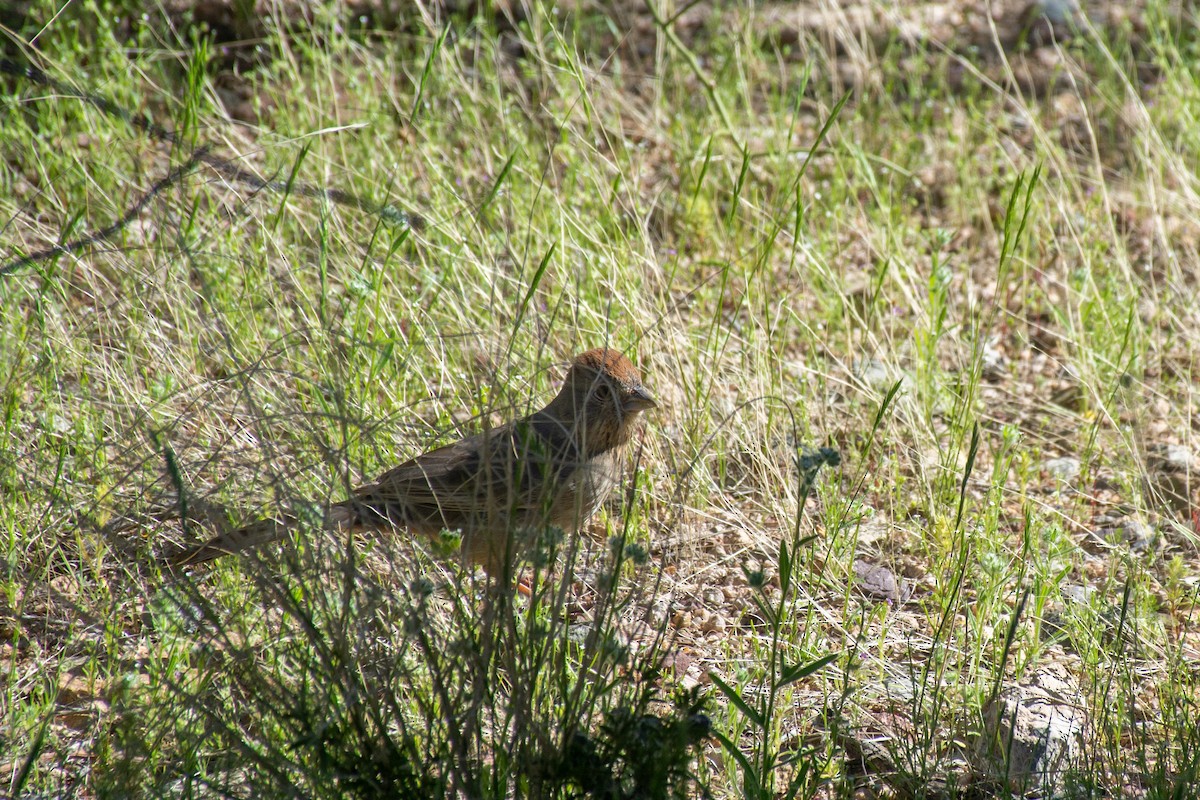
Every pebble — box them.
[977,664,1086,795]
[1043,456,1081,482]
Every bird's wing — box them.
[358,432,489,513]
[348,416,577,527]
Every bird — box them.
[169,348,657,575]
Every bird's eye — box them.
[594,383,611,401]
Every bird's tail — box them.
[167,502,362,567]
[167,516,292,566]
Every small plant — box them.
[547,685,712,800]
[710,443,843,800]
[106,491,696,799]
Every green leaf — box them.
[480,151,516,214]
[711,729,765,800]
[411,23,451,123]
[778,539,791,595]
[709,672,764,729]
[779,652,839,688]
[512,242,555,336]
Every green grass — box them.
[4,0,1200,796]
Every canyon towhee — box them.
[171,348,656,574]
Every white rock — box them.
[977,665,1086,795]
[1043,456,1081,482]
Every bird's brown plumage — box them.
[170,348,656,574]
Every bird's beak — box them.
[625,385,658,412]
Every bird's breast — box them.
[536,448,622,530]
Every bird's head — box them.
[549,348,656,453]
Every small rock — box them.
[671,610,693,629]
[566,624,593,645]
[1043,456,1080,482]
[1019,0,1083,47]
[1084,513,1138,555]
[670,650,695,674]
[882,674,921,702]
[1028,313,1063,354]
[1060,584,1095,605]
[700,614,727,634]
[740,610,768,630]
[1152,443,1195,472]
[1048,381,1084,411]
[58,699,108,731]
[1144,443,1196,516]
[706,566,730,583]
[57,674,96,704]
[1117,518,1159,555]
[982,338,1007,381]
[852,560,906,604]
[976,664,1086,795]
[854,517,889,546]
[853,358,901,394]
